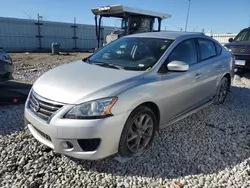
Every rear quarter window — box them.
[215,43,222,55]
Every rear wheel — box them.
[213,77,229,105]
[118,106,157,158]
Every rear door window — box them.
[197,39,217,61]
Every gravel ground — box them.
[1,53,250,188]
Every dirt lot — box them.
[10,52,91,66]
[10,52,92,83]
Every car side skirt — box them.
[159,99,214,130]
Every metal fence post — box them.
[35,13,43,50]
[71,17,78,50]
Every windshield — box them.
[88,37,173,71]
[121,19,128,29]
[234,29,250,41]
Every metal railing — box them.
[205,33,237,45]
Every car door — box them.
[194,38,223,103]
[157,39,208,122]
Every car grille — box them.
[28,91,63,122]
[231,46,250,54]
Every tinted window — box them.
[169,40,197,65]
[198,39,216,60]
[215,43,222,55]
[89,37,173,71]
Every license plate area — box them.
[235,60,245,66]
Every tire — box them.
[213,77,229,105]
[118,106,157,158]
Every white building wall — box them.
[205,33,237,45]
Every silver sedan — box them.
[24,31,234,160]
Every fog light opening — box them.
[66,141,73,148]
[61,141,74,150]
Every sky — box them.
[1,0,249,34]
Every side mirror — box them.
[167,61,189,72]
[228,38,234,43]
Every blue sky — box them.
[1,0,249,34]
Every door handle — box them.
[194,73,202,79]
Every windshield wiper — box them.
[92,62,124,70]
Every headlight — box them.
[64,97,118,119]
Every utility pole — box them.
[185,0,191,32]
[37,13,43,23]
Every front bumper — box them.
[232,54,250,70]
[234,64,250,70]
[24,103,129,160]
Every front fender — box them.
[110,82,158,115]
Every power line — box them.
[185,0,191,32]
[23,12,33,20]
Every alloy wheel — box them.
[126,114,154,153]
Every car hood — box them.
[225,41,250,47]
[32,60,144,104]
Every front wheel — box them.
[118,106,157,158]
[213,77,229,105]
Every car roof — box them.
[241,27,250,31]
[125,31,205,40]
